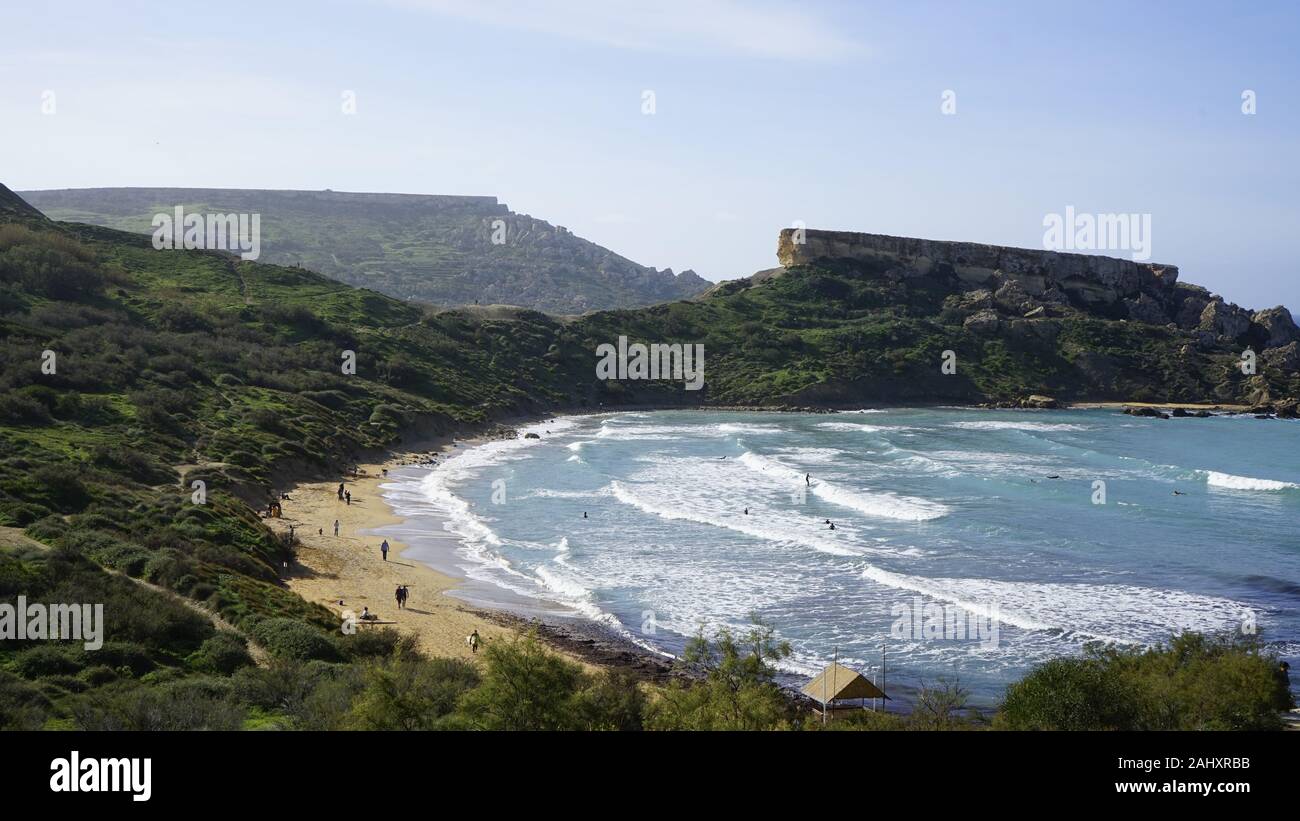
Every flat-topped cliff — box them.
[777,228,1178,303]
[774,229,1295,360]
[20,187,710,314]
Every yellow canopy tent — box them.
[802,662,887,718]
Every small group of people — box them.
[394,584,410,609]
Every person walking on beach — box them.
[337,482,345,501]
[467,629,480,654]
[333,519,340,537]
[381,539,389,561]
[395,584,406,609]
[345,490,351,505]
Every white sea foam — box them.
[947,421,1091,432]
[595,424,684,441]
[608,479,860,556]
[817,421,890,432]
[714,422,781,435]
[738,451,949,521]
[859,567,1252,645]
[1203,470,1298,491]
[771,447,845,464]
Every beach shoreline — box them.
[260,399,1278,687]
[263,422,676,680]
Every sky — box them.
[2,0,1298,310]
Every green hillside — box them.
[19,187,711,314]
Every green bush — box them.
[85,642,155,678]
[348,650,480,730]
[13,645,84,678]
[997,632,1292,731]
[0,670,50,729]
[454,632,641,731]
[79,664,120,687]
[190,632,255,675]
[250,618,340,662]
[69,677,246,730]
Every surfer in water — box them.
[828,521,836,530]
[805,473,811,486]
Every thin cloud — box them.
[388,0,864,61]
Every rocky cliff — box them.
[776,228,1296,366]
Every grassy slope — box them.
[19,187,711,314]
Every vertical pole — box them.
[831,647,838,723]
[881,642,886,713]
[821,655,827,726]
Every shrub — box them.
[453,632,633,731]
[12,645,83,678]
[996,632,1292,731]
[190,632,255,675]
[69,678,246,730]
[348,650,480,730]
[79,665,120,687]
[0,671,50,730]
[250,618,340,662]
[0,393,52,424]
[31,464,93,512]
[339,627,410,660]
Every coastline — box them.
[262,399,1287,690]
[264,425,676,680]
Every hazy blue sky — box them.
[3,1,1298,309]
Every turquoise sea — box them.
[380,408,1300,707]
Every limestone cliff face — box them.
[777,228,1178,304]
[775,228,1296,351]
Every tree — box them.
[646,617,796,731]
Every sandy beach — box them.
[264,435,533,662]
[262,433,638,674]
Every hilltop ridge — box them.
[20,186,711,314]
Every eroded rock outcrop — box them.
[1251,306,1299,349]
[775,229,1299,365]
[777,229,1179,310]
[1199,299,1252,342]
